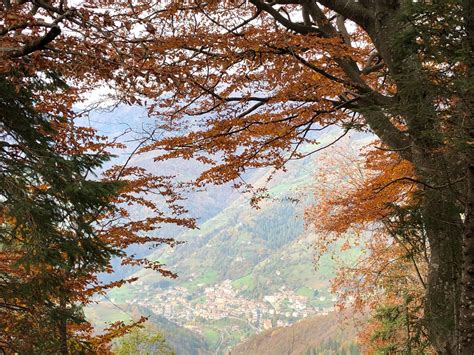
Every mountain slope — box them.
[92,131,370,352]
[231,312,361,355]
[86,303,210,355]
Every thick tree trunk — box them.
[422,188,462,354]
[460,165,474,354]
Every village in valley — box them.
[114,279,335,334]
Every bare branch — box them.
[2,26,61,58]
[249,0,322,35]
[336,15,351,45]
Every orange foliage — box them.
[0,0,387,188]
[305,141,431,352]
[308,144,416,235]
[1,1,467,352]
[0,119,193,351]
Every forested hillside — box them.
[231,312,361,355]
[87,303,210,355]
[93,131,366,352]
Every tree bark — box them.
[59,298,68,355]
[459,0,474,352]
[460,164,474,354]
[419,186,463,354]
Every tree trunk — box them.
[422,189,462,354]
[59,298,68,355]
[459,1,474,353]
[460,164,474,354]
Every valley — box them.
[86,126,367,353]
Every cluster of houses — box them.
[120,279,334,331]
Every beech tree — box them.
[305,142,430,352]
[1,0,472,353]
[140,2,471,352]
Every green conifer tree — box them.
[0,75,122,353]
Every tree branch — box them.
[2,26,61,58]
[360,107,413,161]
[249,0,322,35]
[317,0,374,28]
